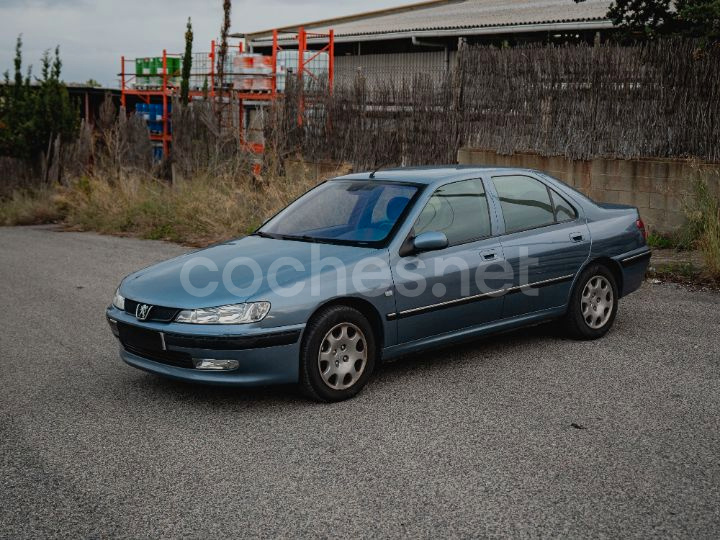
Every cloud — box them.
[0,0,419,86]
[0,0,88,6]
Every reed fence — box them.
[268,39,720,170]
[3,39,717,196]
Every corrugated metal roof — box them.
[241,0,612,42]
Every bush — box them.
[0,188,62,226]
[683,172,720,277]
[647,232,678,249]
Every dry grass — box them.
[0,170,324,246]
[0,188,64,226]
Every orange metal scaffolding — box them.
[119,27,334,167]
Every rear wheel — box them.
[300,305,376,402]
[564,263,618,340]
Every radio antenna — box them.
[369,161,390,179]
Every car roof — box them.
[333,165,539,185]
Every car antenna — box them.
[369,161,389,179]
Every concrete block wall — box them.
[284,159,352,184]
[458,149,720,234]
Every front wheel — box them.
[564,264,619,340]
[300,305,376,402]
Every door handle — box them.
[481,250,497,261]
[570,232,584,243]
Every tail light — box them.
[636,218,647,241]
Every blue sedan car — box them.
[107,167,651,401]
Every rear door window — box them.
[492,175,555,232]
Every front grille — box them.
[117,322,194,369]
[164,330,301,350]
[123,344,194,369]
[124,299,181,322]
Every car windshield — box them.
[258,180,419,246]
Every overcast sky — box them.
[0,0,419,87]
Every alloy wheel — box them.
[581,275,614,329]
[317,322,368,390]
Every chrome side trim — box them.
[389,290,498,320]
[621,250,652,265]
[505,273,575,294]
[386,273,575,320]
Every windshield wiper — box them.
[257,232,375,247]
[280,234,322,243]
[273,234,339,244]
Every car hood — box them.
[120,235,381,309]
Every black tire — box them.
[564,263,619,340]
[299,305,377,402]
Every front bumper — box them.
[106,306,305,386]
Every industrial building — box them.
[236,0,613,82]
[117,1,614,162]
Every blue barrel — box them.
[136,103,149,121]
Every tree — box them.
[0,37,78,163]
[180,17,193,104]
[0,36,34,160]
[677,0,720,40]
[608,0,676,35]
[216,0,232,124]
[217,0,232,88]
[574,0,720,41]
[34,46,79,150]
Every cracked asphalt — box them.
[1,226,719,538]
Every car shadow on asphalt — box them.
[378,321,559,378]
[131,374,306,405]
[125,322,561,406]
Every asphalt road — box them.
[1,226,719,539]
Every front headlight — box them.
[175,302,271,324]
[112,288,125,311]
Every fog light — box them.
[192,358,239,371]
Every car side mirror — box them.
[413,231,448,253]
